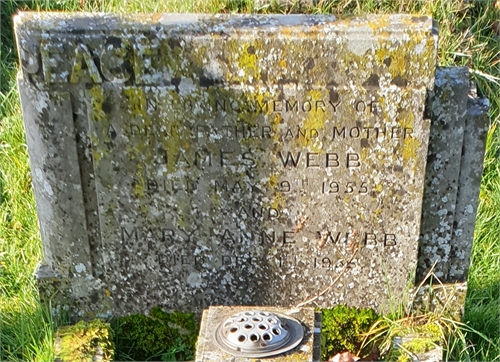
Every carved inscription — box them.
[84,57,427,308]
[121,226,398,247]
[127,122,413,141]
[120,225,398,271]
[16,12,435,313]
[87,84,419,271]
[213,98,343,114]
[278,152,361,168]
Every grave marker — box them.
[15,13,438,317]
[416,67,488,283]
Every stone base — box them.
[391,336,443,362]
[37,265,113,321]
[411,282,468,321]
[195,306,320,362]
[37,265,73,316]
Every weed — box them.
[54,319,114,362]
[361,268,500,361]
[113,308,197,361]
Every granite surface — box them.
[15,13,438,317]
[449,96,488,281]
[417,67,489,283]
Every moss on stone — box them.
[404,337,437,353]
[386,322,442,362]
[114,307,198,361]
[321,305,379,361]
[387,337,439,362]
[55,319,114,362]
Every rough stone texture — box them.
[254,0,320,9]
[15,13,437,317]
[417,68,489,283]
[392,336,443,362]
[449,96,489,280]
[253,0,340,11]
[16,81,106,309]
[411,282,468,321]
[196,306,318,362]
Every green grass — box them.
[1,0,499,360]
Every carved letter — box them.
[242,151,256,167]
[355,100,366,112]
[255,100,268,113]
[329,100,341,112]
[283,231,295,244]
[134,35,160,84]
[220,151,233,166]
[121,227,138,242]
[326,153,339,167]
[280,181,291,192]
[302,101,312,112]
[370,100,381,114]
[285,100,298,112]
[214,180,228,193]
[349,127,360,138]
[162,229,175,243]
[278,152,301,168]
[70,44,102,84]
[222,229,235,243]
[364,233,376,246]
[315,100,326,112]
[384,234,397,246]
[100,36,131,83]
[306,153,319,168]
[147,179,158,192]
[261,230,276,244]
[391,127,402,139]
[333,127,346,139]
[347,153,360,168]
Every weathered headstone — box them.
[15,13,438,317]
[417,67,489,283]
[412,67,488,320]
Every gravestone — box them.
[15,13,438,317]
[412,67,489,320]
[416,67,489,283]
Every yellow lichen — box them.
[228,41,262,83]
[399,110,415,129]
[402,137,421,163]
[366,15,391,32]
[299,89,329,150]
[270,191,286,210]
[123,88,147,118]
[268,174,279,189]
[88,87,106,122]
[271,113,282,142]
